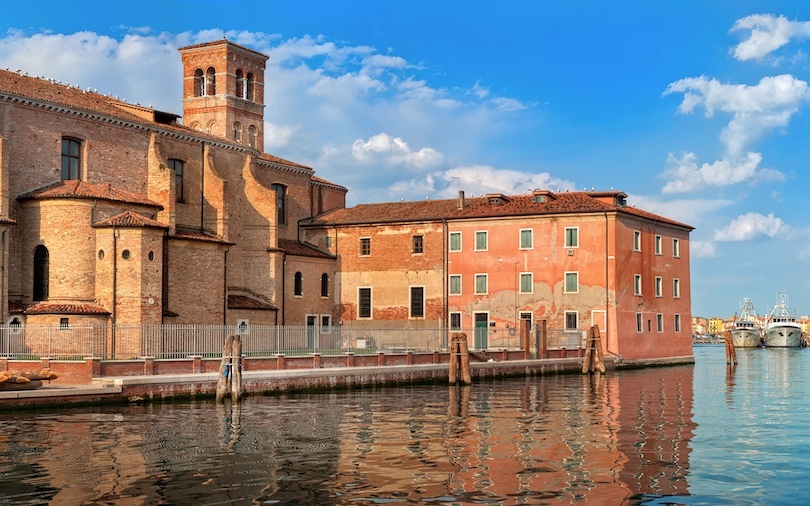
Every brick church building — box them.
[0,39,693,363]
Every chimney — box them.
[457,190,465,210]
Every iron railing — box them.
[0,324,586,360]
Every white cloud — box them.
[731,14,810,62]
[351,133,444,170]
[690,241,718,258]
[664,74,810,156]
[714,212,790,241]
[441,165,574,197]
[661,151,785,194]
[264,122,300,149]
[627,193,733,227]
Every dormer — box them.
[531,190,556,204]
[486,193,510,206]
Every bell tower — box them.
[178,40,269,152]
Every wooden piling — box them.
[449,333,472,385]
[582,325,605,375]
[216,335,234,403]
[231,335,243,401]
[724,330,737,365]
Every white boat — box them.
[731,297,762,348]
[763,293,803,348]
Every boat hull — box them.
[732,329,761,348]
[763,325,802,347]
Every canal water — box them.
[0,346,807,505]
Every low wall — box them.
[0,348,587,385]
[111,356,609,401]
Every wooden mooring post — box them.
[724,330,737,365]
[449,333,472,385]
[581,325,605,375]
[216,335,244,403]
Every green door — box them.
[474,313,488,350]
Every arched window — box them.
[233,122,242,143]
[294,272,303,296]
[33,245,49,301]
[189,122,201,131]
[246,72,255,101]
[61,137,81,180]
[205,67,216,96]
[248,125,257,148]
[194,68,205,96]
[271,183,286,225]
[169,159,184,203]
[321,273,329,297]
[206,121,217,135]
[235,69,244,98]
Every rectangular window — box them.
[565,311,578,331]
[450,312,462,331]
[449,274,462,295]
[59,317,69,330]
[634,274,642,295]
[655,276,663,297]
[475,231,488,251]
[657,313,664,332]
[360,237,371,256]
[565,227,579,248]
[520,272,533,294]
[321,315,332,332]
[449,232,462,252]
[475,274,488,294]
[412,235,424,254]
[673,278,681,298]
[271,183,286,225]
[636,312,643,333]
[655,235,663,255]
[633,230,642,251]
[564,272,579,293]
[674,314,681,332]
[520,229,533,249]
[410,286,425,318]
[325,236,333,248]
[673,238,680,258]
[169,159,184,203]
[358,287,372,318]
[61,137,81,180]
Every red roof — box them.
[304,191,693,230]
[18,180,162,208]
[25,303,110,315]
[276,239,334,259]
[170,230,234,245]
[228,295,278,311]
[8,300,27,314]
[93,210,167,229]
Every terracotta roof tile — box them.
[170,230,234,245]
[311,175,348,191]
[93,210,166,229]
[275,239,334,258]
[304,191,693,230]
[25,303,110,315]
[18,180,162,208]
[228,295,278,311]
[8,300,27,314]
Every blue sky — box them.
[2,1,810,319]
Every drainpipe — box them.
[112,226,118,357]
[442,219,448,329]
[223,247,230,325]
[1,230,5,322]
[280,252,286,325]
[200,141,205,232]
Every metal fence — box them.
[0,324,586,360]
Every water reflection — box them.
[0,364,697,505]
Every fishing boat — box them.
[763,293,803,348]
[731,297,762,348]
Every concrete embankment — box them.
[0,354,696,409]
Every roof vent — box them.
[486,193,510,206]
[531,189,556,204]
